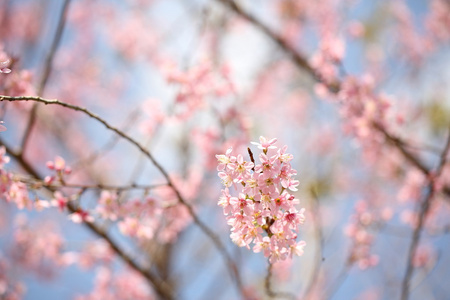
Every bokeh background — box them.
[1,0,450,299]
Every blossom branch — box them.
[0,139,176,300]
[400,127,450,300]
[14,176,169,192]
[217,1,450,200]
[0,95,245,296]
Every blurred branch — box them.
[400,127,450,300]
[216,0,317,80]
[0,139,176,300]
[216,0,450,200]
[20,0,71,153]
[71,107,141,171]
[302,187,324,300]
[373,122,430,176]
[325,262,352,300]
[14,176,169,192]
[0,95,245,297]
[264,261,296,299]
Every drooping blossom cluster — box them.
[216,137,306,263]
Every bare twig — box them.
[325,262,351,300]
[0,95,245,296]
[72,108,141,171]
[20,0,71,152]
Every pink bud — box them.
[46,161,55,170]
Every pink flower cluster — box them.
[216,137,306,263]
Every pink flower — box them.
[216,148,235,171]
[0,146,10,168]
[51,191,68,211]
[68,209,94,223]
[96,190,119,221]
[0,59,11,74]
[251,136,278,152]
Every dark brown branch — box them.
[0,139,176,300]
[0,95,245,296]
[247,147,255,171]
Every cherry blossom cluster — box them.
[216,137,306,263]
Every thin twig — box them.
[302,186,324,299]
[14,176,168,192]
[20,0,71,152]
[325,262,351,300]
[72,108,141,171]
[264,261,296,300]
[0,95,245,296]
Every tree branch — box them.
[216,0,450,200]
[14,176,169,192]
[0,95,245,296]
[400,127,450,300]
[0,139,176,300]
